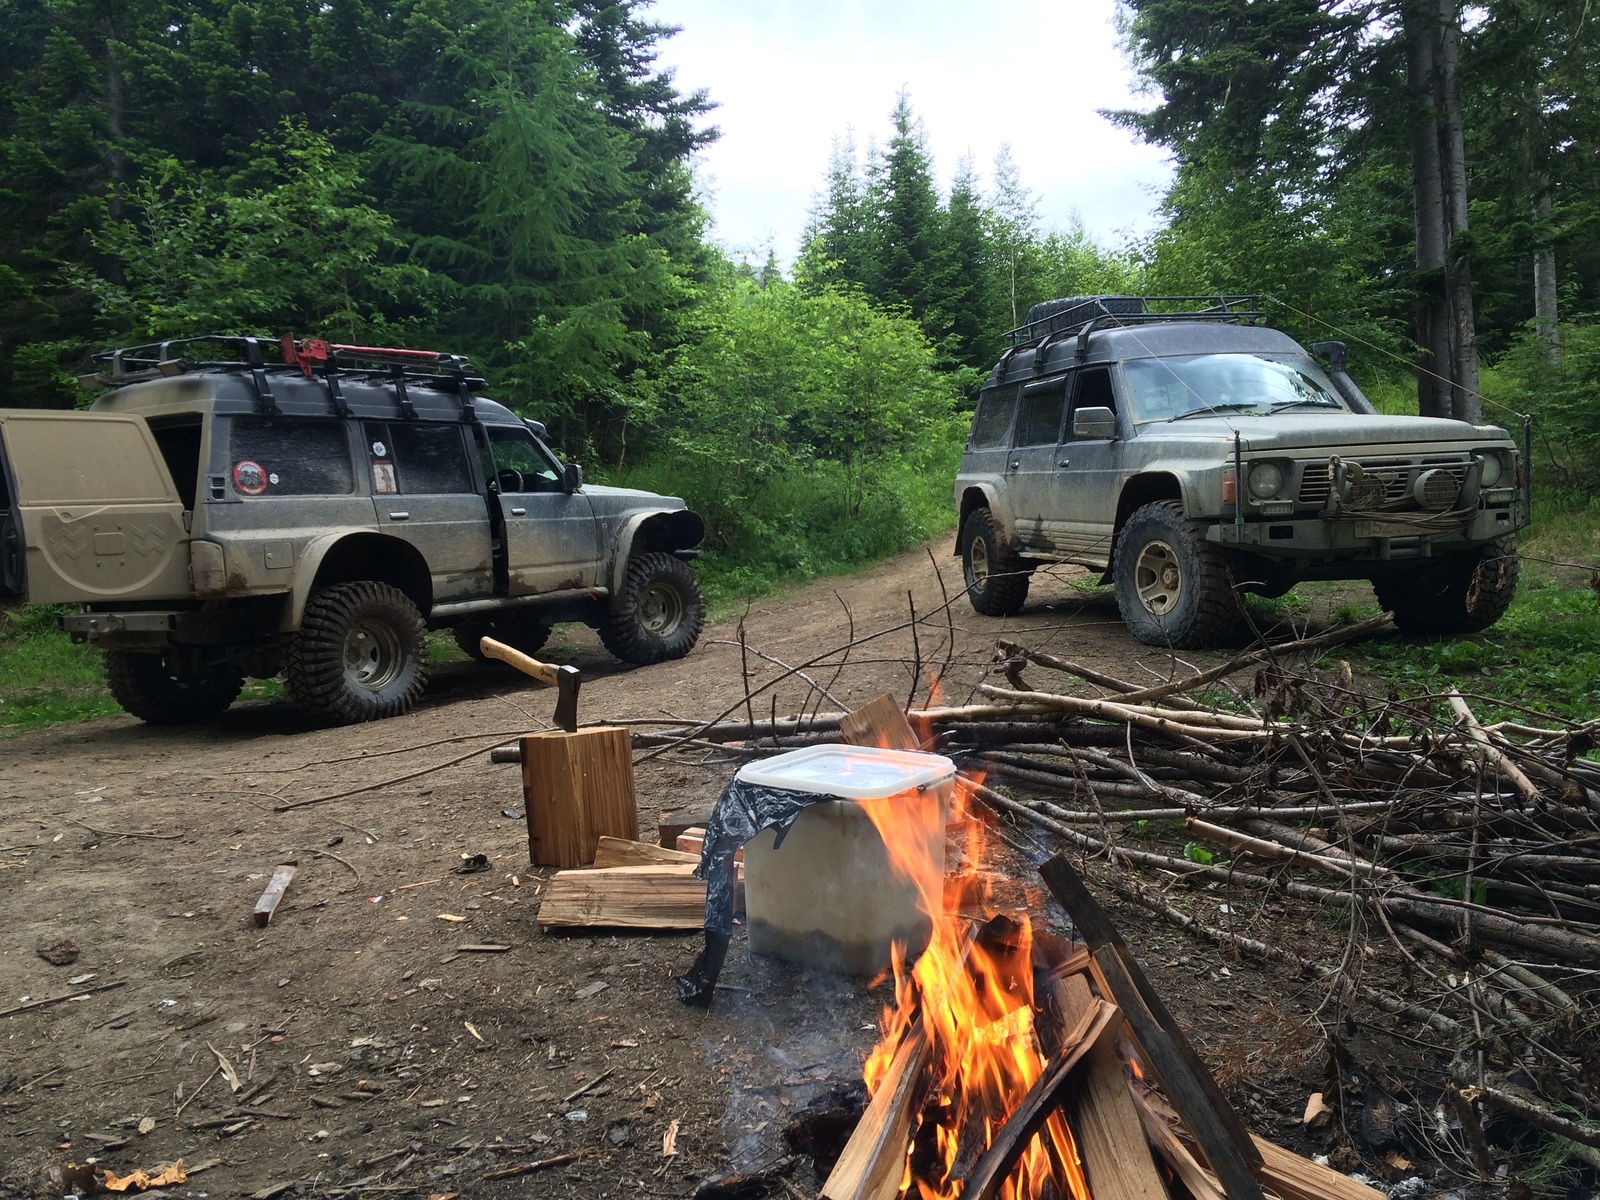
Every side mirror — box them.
[563,462,583,493]
[1072,406,1117,440]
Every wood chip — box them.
[208,1044,243,1093]
[663,1118,679,1158]
[457,943,511,953]
[436,913,467,923]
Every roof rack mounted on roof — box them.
[1004,295,1261,350]
[87,335,485,417]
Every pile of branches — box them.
[618,609,1600,1174]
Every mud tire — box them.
[1113,500,1241,648]
[961,507,1031,616]
[598,553,705,666]
[285,581,429,723]
[104,652,243,725]
[1373,535,1520,635]
[453,614,553,661]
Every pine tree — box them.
[939,154,994,368]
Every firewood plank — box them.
[820,1023,929,1200]
[535,865,704,930]
[962,1000,1122,1200]
[592,836,697,869]
[253,863,298,927]
[1129,1087,1226,1200]
[1250,1134,1387,1200]
[1050,973,1168,1200]
[839,694,921,752]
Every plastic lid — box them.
[735,745,956,800]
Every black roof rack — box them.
[83,334,485,422]
[1004,295,1261,350]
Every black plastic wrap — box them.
[675,778,847,1006]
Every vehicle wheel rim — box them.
[639,583,683,638]
[1134,539,1183,616]
[344,620,405,692]
[969,536,990,587]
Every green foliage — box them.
[1343,580,1600,724]
[0,605,118,734]
[1183,842,1215,866]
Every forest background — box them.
[3,0,1600,610]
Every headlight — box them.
[1477,452,1503,488]
[1248,462,1284,499]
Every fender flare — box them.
[955,483,1011,553]
[606,509,706,608]
[279,531,432,632]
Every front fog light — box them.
[1248,462,1284,499]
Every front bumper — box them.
[1204,502,1523,563]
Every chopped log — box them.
[839,694,922,752]
[961,1000,1122,1200]
[674,829,742,865]
[820,1023,929,1200]
[658,807,714,849]
[521,727,637,868]
[252,863,298,927]
[535,865,705,930]
[592,836,697,869]
[1047,972,1167,1200]
[1250,1134,1387,1200]
[1037,855,1265,1200]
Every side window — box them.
[229,418,354,496]
[365,422,474,495]
[1016,380,1067,446]
[1067,368,1117,439]
[970,386,1019,449]
[486,426,562,494]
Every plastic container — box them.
[739,745,957,976]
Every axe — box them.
[479,637,581,733]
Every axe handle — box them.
[479,637,559,686]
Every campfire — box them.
[817,701,1376,1200]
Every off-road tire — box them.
[452,614,553,661]
[1372,535,1520,635]
[961,507,1031,616]
[598,552,705,666]
[285,581,429,723]
[1113,500,1240,648]
[104,652,243,725]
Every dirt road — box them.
[0,548,1345,1197]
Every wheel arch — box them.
[1104,473,1187,582]
[606,509,705,609]
[955,485,1009,554]
[282,533,433,632]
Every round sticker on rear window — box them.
[233,460,269,496]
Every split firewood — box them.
[820,1023,928,1200]
[252,863,298,927]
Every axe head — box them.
[552,664,582,733]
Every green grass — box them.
[0,606,121,734]
[1337,579,1600,724]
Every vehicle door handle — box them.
[387,511,409,521]
[1008,459,1020,470]
[1057,459,1070,468]
[510,507,526,516]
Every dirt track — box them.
[0,547,1360,1198]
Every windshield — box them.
[1123,354,1347,424]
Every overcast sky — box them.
[646,0,1175,266]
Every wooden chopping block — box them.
[521,727,637,867]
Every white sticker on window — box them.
[372,441,387,458]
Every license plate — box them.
[1353,520,1417,539]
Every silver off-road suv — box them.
[0,336,706,724]
[955,297,1528,647]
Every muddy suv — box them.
[954,297,1528,647]
[0,336,706,724]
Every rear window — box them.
[2,414,176,505]
[1017,380,1067,445]
[970,387,1018,449]
[365,422,474,495]
[229,419,354,496]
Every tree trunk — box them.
[1436,0,1480,424]
[1405,1,1452,420]
[1532,189,1561,367]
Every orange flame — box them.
[856,758,1089,1200]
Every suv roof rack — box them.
[83,334,485,422]
[1005,295,1261,350]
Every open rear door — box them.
[0,410,191,604]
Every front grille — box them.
[1294,457,1468,509]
